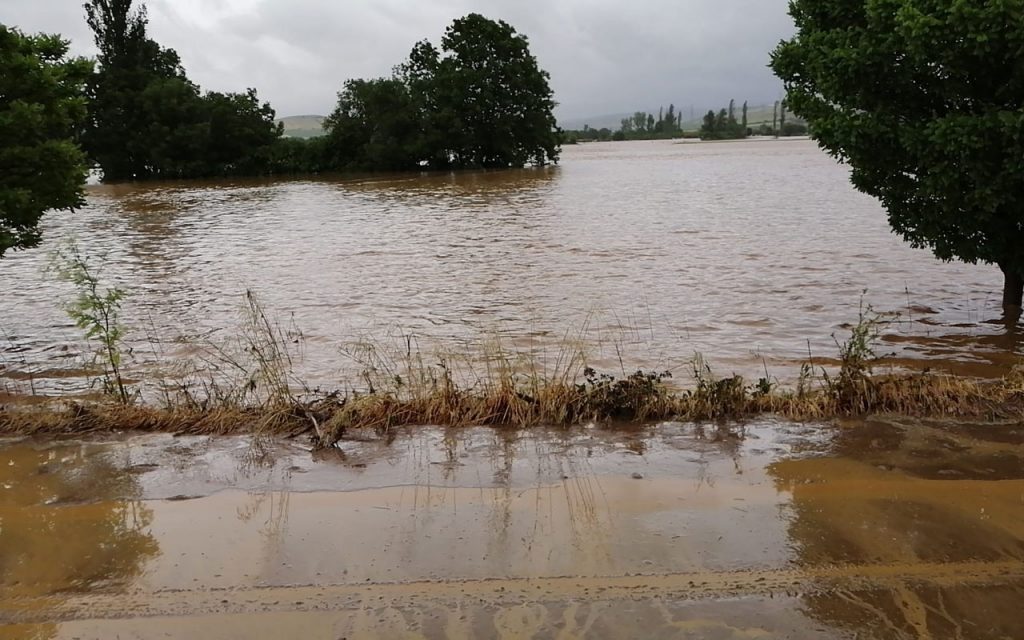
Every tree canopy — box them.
[83,0,282,180]
[324,78,420,171]
[771,0,1024,308]
[325,14,560,171]
[0,26,91,257]
[80,6,557,178]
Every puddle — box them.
[1,419,1023,639]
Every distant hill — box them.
[278,115,325,139]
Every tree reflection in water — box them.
[769,420,1024,639]
[0,441,159,639]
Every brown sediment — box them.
[5,562,1024,626]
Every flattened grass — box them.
[3,302,1021,447]
[2,360,1020,448]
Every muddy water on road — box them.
[2,419,1024,639]
[1,140,1022,399]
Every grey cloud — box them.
[3,0,794,121]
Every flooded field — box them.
[3,138,1022,638]
[2,419,1023,639]
[0,139,1020,400]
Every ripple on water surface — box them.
[0,140,1018,396]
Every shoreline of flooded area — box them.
[2,418,1024,639]
[1,140,1021,401]
[2,139,1023,639]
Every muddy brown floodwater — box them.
[1,418,1023,639]
[1,139,1022,399]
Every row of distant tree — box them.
[701,100,808,140]
[564,101,808,144]
[564,105,689,143]
[619,105,688,139]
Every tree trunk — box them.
[1001,263,1024,310]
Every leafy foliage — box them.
[83,0,181,180]
[576,367,673,420]
[83,0,282,180]
[822,303,888,414]
[203,89,282,174]
[82,6,556,177]
[324,14,561,170]
[771,0,1024,305]
[423,14,560,168]
[324,78,420,171]
[51,241,131,403]
[0,26,91,257]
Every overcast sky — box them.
[4,0,795,122]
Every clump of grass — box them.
[158,290,307,409]
[3,358,1015,445]
[686,354,747,419]
[823,302,888,413]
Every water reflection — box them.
[0,441,159,639]
[2,421,1023,638]
[881,315,1024,377]
[769,419,1024,639]
[326,164,559,204]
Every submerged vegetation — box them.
[2,289,1021,449]
[0,2,561,253]
[0,2,562,254]
[50,241,130,404]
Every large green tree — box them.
[438,14,559,167]
[203,88,282,176]
[324,78,420,171]
[397,14,560,169]
[323,14,559,171]
[84,0,282,180]
[771,0,1024,309]
[0,26,91,257]
[83,0,185,180]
